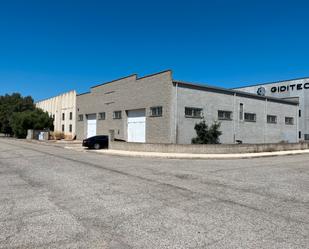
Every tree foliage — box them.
[191,120,222,144]
[0,93,53,138]
[10,109,54,138]
[0,93,35,135]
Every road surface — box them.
[0,139,308,248]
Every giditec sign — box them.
[270,83,309,93]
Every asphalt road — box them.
[0,139,308,249]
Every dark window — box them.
[150,106,163,117]
[62,125,65,132]
[305,134,309,140]
[185,107,203,118]
[299,131,302,139]
[113,111,122,119]
[99,112,106,120]
[285,117,294,125]
[62,113,65,121]
[69,112,73,120]
[69,124,72,132]
[218,110,232,120]
[244,113,256,122]
[78,114,83,121]
[267,115,277,124]
[299,110,302,117]
[239,103,244,120]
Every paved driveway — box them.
[0,139,308,249]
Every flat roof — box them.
[174,80,299,106]
[233,76,309,89]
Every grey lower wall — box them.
[234,78,309,141]
[109,141,309,154]
[175,83,299,144]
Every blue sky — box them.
[1,0,309,101]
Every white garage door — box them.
[127,109,146,143]
[87,114,97,138]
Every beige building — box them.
[36,90,77,139]
[76,71,299,144]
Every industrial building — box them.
[234,77,309,141]
[36,90,77,139]
[76,70,299,144]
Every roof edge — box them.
[90,74,138,89]
[87,69,172,91]
[35,90,76,104]
[233,76,309,89]
[173,80,299,106]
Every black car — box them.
[82,135,109,149]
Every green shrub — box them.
[192,120,222,144]
[10,109,54,138]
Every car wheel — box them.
[94,143,101,150]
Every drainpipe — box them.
[264,99,267,143]
[233,93,236,143]
[296,104,299,143]
[174,82,178,144]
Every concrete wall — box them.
[175,84,299,144]
[36,91,77,139]
[235,78,309,141]
[110,141,309,154]
[76,71,175,143]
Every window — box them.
[99,112,106,120]
[150,106,163,117]
[285,117,294,125]
[218,110,232,120]
[244,113,256,122]
[267,115,277,124]
[69,112,73,120]
[69,124,72,132]
[299,110,302,117]
[113,111,122,119]
[78,114,83,121]
[239,103,244,120]
[305,134,309,140]
[62,125,65,132]
[62,113,65,121]
[299,131,302,139]
[185,107,203,118]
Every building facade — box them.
[234,77,309,141]
[76,71,299,144]
[36,90,77,139]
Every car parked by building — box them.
[82,135,109,149]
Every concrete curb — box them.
[64,146,309,159]
[12,139,309,159]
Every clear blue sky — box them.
[1,0,309,101]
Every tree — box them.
[191,120,222,144]
[0,93,35,135]
[10,109,54,138]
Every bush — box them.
[10,109,54,138]
[52,132,65,140]
[0,93,35,136]
[192,120,222,144]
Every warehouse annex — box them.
[74,70,299,144]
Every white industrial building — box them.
[234,77,309,141]
[36,90,77,139]
[35,71,302,144]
